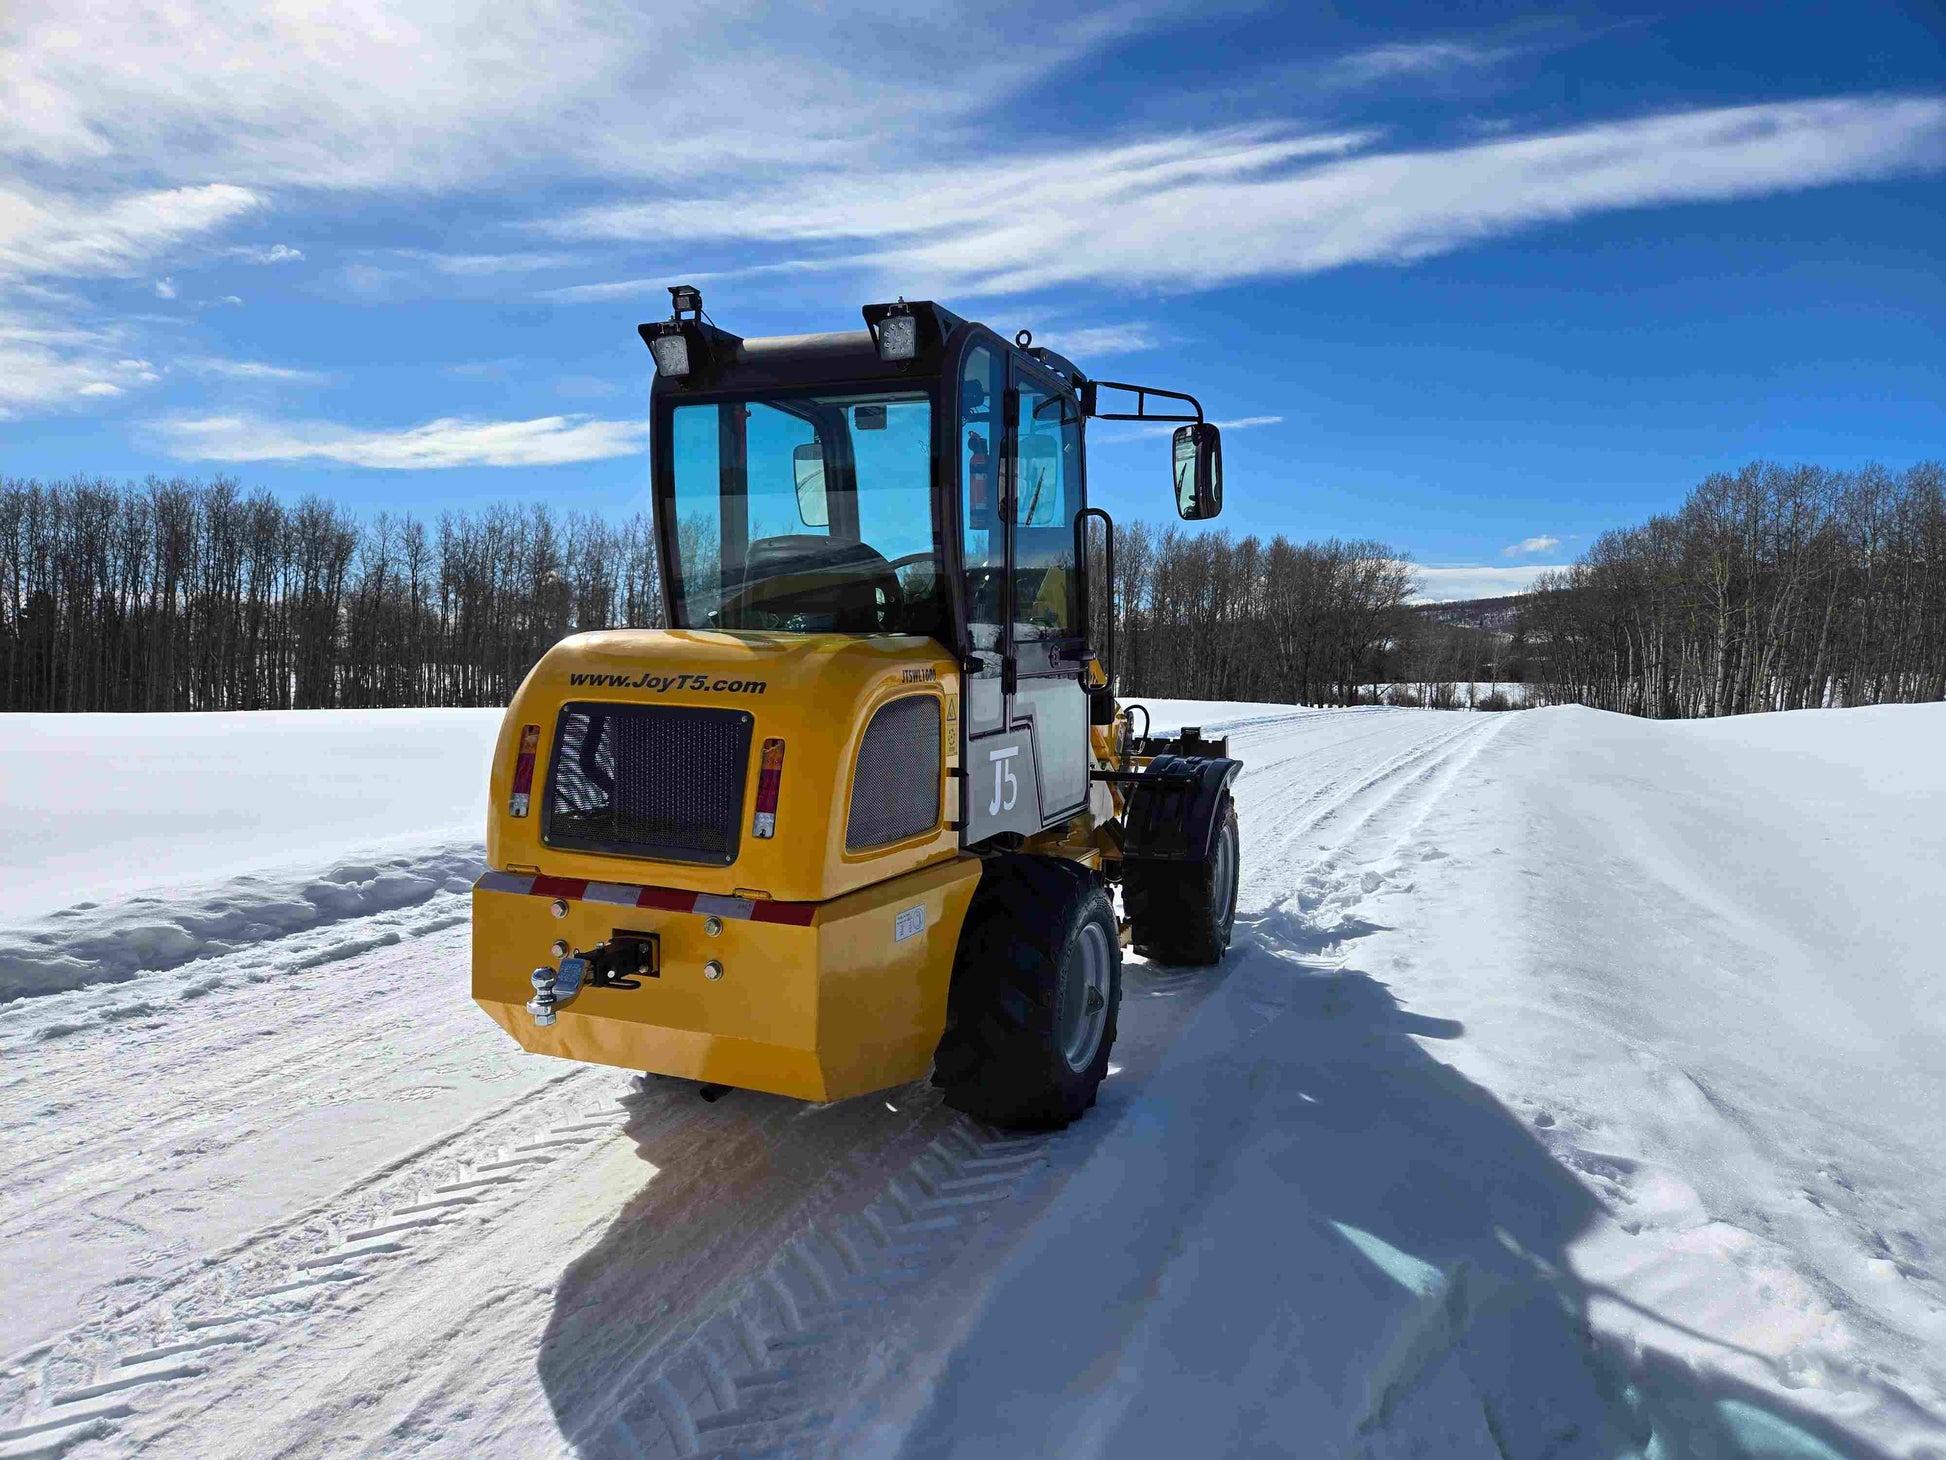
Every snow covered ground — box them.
[2,700,1941,1459]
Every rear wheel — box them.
[1123,794,1239,965]
[931,855,1121,1130]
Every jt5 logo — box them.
[987,745,1020,816]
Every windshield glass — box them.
[663,389,942,635]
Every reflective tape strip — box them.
[635,887,698,913]
[475,870,537,895]
[474,871,815,925]
[749,901,817,926]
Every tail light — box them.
[509,724,540,817]
[752,738,784,838]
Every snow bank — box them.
[0,709,502,1000]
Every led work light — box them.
[647,329,691,378]
[871,302,917,362]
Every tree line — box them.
[1087,523,1416,704]
[0,476,662,712]
[1,475,1418,713]
[14,463,1933,719]
[1519,462,1946,716]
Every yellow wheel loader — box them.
[471,288,1242,1129]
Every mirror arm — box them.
[1081,379,1204,424]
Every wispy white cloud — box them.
[180,356,327,383]
[1502,533,1562,556]
[550,128,1370,254]
[0,181,263,283]
[1412,563,1568,602]
[548,96,1946,298]
[1,1,1171,191]
[151,413,649,468]
[229,243,305,264]
[0,320,161,418]
[1328,39,1510,87]
[1030,322,1163,358]
[153,277,178,299]
[388,249,583,276]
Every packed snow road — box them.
[3,702,1943,1459]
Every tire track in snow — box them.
[0,1067,623,1455]
[1239,713,1500,897]
[0,909,551,1356]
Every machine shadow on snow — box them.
[529,927,1887,1459]
[864,924,1892,1460]
[531,1070,958,1451]
[532,959,1232,1458]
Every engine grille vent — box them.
[545,702,753,865]
[846,696,941,851]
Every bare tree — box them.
[1524,461,1946,716]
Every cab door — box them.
[1006,360,1090,826]
[956,340,1089,842]
[956,341,1038,839]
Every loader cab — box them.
[643,291,1217,849]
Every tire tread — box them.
[933,855,1121,1130]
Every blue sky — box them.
[3,1,1942,600]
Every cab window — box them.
[1011,378,1078,640]
[664,390,941,635]
[960,347,1005,648]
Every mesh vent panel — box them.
[847,696,941,851]
[545,702,752,865]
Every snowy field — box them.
[3,700,1943,1459]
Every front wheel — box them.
[1123,795,1239,965]
[931,856,1122,1130]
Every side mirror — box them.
[792,442,828,527]
[1172,422,1222,520]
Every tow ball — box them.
[527,932,659,1026]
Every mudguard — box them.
[1120,754,1242,864]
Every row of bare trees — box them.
[1521,462,1946,716]
[0,477,662,711]
[4,476,1419,713]
[20,463,1934,720]
[1088,524,1415,703]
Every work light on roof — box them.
[648,329,691,378]
[645,283,705,378]
[871,301,917,362]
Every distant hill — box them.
[1413,593,1530,633]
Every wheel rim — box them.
[1212,821,1237,938]
[1060,921,1113,1072]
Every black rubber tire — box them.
[931,855,1121,1131]
[1123,795,1239,966]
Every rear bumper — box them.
[471,855,981,1101]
